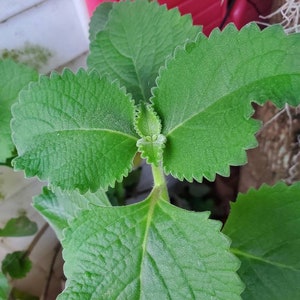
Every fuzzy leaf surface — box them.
[0,216,37,237]
[11,69,138,192]
[33,187,111,240]
[58,193,243,299]
[88,0,200,102]
[152,24,300,182]
[0,59,38,163]
[223,182,300,300]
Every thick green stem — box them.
[151,163,169,202]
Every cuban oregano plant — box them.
[8,0,300,299]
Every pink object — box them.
[157,0,227,35]
[224,0,273,29]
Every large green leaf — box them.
[87,0,200,102]
[0,59,38,163]
[152,24,300,182]
[222,182,300,300]
[33,187,111,240]
[11,69,138,192]
[58,192,243,299]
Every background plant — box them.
[4,0,300,299]
[0,59,42,299]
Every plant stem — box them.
[41,242,62,300]
[25,223,49,257]
[151,164,169,202]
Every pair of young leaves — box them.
[9,0,300,299]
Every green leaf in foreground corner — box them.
[0,272,10,300]
[2,251,31,279]
[59,194,243,299]
[0,216,37,237]
[88,0,200,102]
[33,187,111,240]
[152,23,300,183]
[222,182,300,300]
[11,69,138,192]
[0,59,38,163]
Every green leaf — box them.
[89,2,113,42]
[59,193,243,299]
[0,59,38,163]
[0,216,37,237]
[2,251,31,279]
[152,24,300,182]
[222,182,300,300]
[11,69,138,192]
[0,272,10,300]
[135,104,162,138]
[33,187,111,240]
[87,0,200,102]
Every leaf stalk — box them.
[151,163,169,202]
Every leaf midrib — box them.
[231,248,300,272]
[139,191,159,298]
[164,73,299,137]
[42,128,138,141]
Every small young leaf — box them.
[88,0,201,102]
[0,272,10,299]
[0,59,38,163]
[2,251,31,279]
[33,187,111,240]
[222,182,300,300]
[0,216,38,237]
[58,193,243,299]
[152,24,300,182]
[137,134,166,166]
[11,69,138,192]
[135,104,162,138]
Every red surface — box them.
[158,0,227,35]
[85,0,273,35]
[224,0,273,29]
